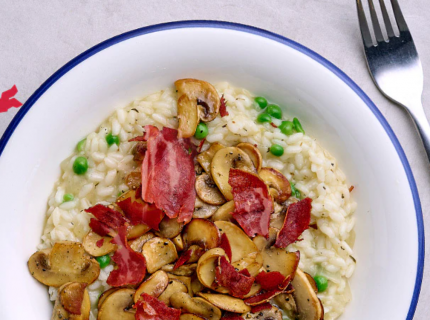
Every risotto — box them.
[29,80,356,320]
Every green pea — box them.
[73,157,88,175]
[257,113,272,123]
[63,193,74,202]
[96,255,111,268]
[270,144,284,157]
[106,133,120,146]
[290,182,301,199]
[314,275,328,292]
[254,96,268,109]
[76,138,86,152]
[279,120,294,136]
[194,123,208,140]
[293,117,305,134]
[267,104,282,119]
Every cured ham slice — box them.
[140,125,196,223]
[228,169,273,238]
[215,256,254,298]
[135,293,181,320]
[86,204,128,237]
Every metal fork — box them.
[356,0,430,162]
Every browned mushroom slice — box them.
[241,305,283,320]
[259,167,292,203]
[211,147,256,200]
[172,234,185,251]
[158,279,188,306]
[253,227,279,251]
[51,282,90,320]
[211,200,235,222]
[129,232,155,253]
[237,142,263,172]
[175,79,221,138]
[167,274,193,296]
[132,141,147,162]
[170,292,222,320]
[180,314,206,320]
[194,197,219,219]
[98,288,135,320]
[187,245,205,263]
[191,275,205,295]
[260,248,300,278]
[196,142,225,173]
[83,231,117,257]
[291,269,323,320]
[182,218,220,250]
[28,241,100,287]
[162,263,197,276]
[198,292,251,313]
[142,237,178,273]
[273,293,297,318]
[195,173,226,205]
[125,171,142,190]
[127,224,151,240]
[134,270,169,302]
[214,221,258,263]
[231,252,263,277]
[196,248,227,290]
[156,217,183,238]
[243,283,262,298]
[98,288,118,310]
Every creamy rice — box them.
[38,82,356,320]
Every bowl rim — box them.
[0,20,424,319]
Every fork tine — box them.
[390,0,409,32]
[368,0,385,42]
[356,0,374,48]
[379,0,395,37]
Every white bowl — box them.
[0,21,423,319]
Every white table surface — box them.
[0,0,428,318]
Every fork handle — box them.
[408,104,430,163]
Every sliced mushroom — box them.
[129,232,155,253]
[156,217,183,239]
[125,171,141,190]
[259,167,292,203]
[28,241,100,287]
[191,275,205,296]
[195,173,226,205]
[253,227,279,251]
[172,234,185,251]
[194,197,219,219]
[167,274,193,296]
[180,314,206,320]
[158,279,188,306]
[182,218,220,250]
[305,272,319,294]
[260,248,300,278]
[237,142,263,172]
[270,202,287,230]
[127,224,151,240]
[214,221,258,263]
[231,252,263,277]
[241,305,282,320]
[291,269,323,320]
[243,283,262,298]
[273,293,297,317]
[162,263,197,276]
[170,292,222,320]
[83,231,117,257]
[98,288,135,320]
[98,288,118,310]
[175,79,221,138]
[51,282,90,320]
[196,248,227,290]
[134,270,169,303]
[198,292,251,313]
[132,141,147,162]
[211,201,235,222]
[187,245,205,263]
[142,237,178,273]
[211,147,256,200]
[196,142,225,173]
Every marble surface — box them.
[0,0,428,318]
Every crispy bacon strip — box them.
[275,198,312,248]
[215,256,254,298]
[117,189,164,231]
[244,287,284,306]
[141,125,196,223]
[220,95,229,117]
[255,271,288,291]
[219,233,232,262]
[250,302,272,313]
[229,169,273,238]
[135,293,181,320]
[86,204,128,237]
[173,249,192,270]
[107,226,146,287]
[96,239,104,248]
